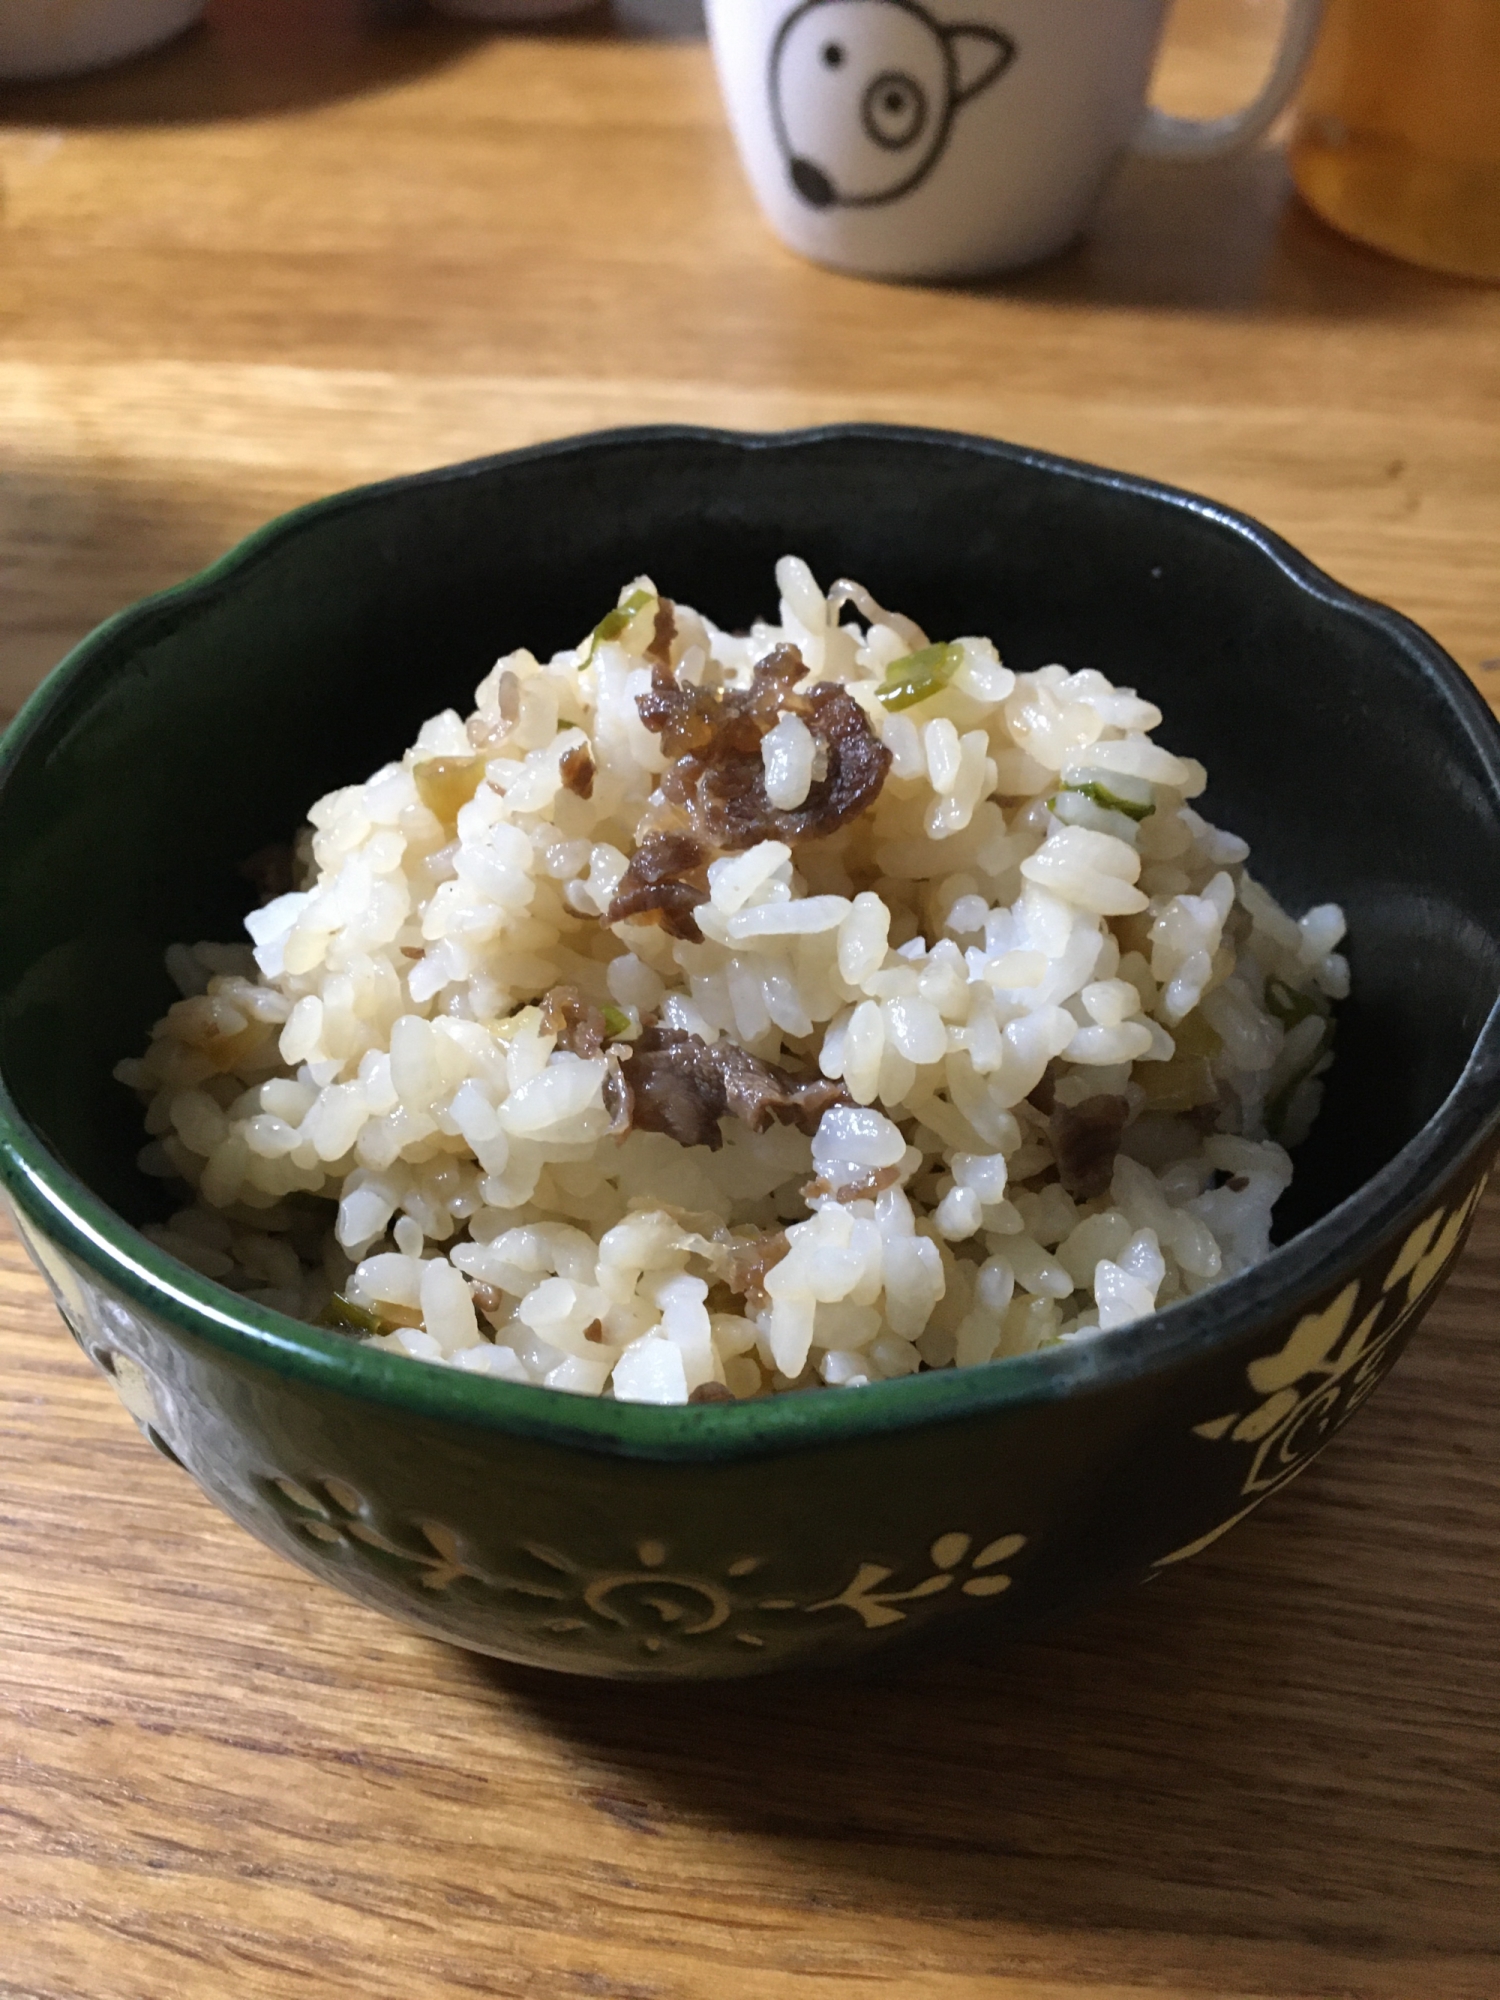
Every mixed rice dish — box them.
[119,560,1347,1404]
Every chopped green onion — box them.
[1264,977,1323,1031]
[1174,1010,1222,1062]
[1265,1020,1335,1141]
[1264,984,1335,1139]
[601,1004,633,1040]
[319,1293,386,1338]
[877,641,964,712]
[582,587,655,662]
[1060,779,1155,822]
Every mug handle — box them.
[1132,0,1324,161]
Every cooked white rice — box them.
[117,559,1346,1404]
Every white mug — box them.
[706,0,1324,279]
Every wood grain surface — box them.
[1,3,1498,1995]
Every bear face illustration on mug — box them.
[770,0,1017,209]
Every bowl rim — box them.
[3,420,1500,1463]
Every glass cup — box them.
[1291,0,1500,281]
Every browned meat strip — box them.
[1051,1094,1130,1201]
[688,1380,736,1404]
[636,643,802,757]
[715,1039,850,1135]
[725,1230,790,1308]
[559,742,596,799]
[604,830,710,942]
[606,650,889,943]
[646,598,678,670]
[615,1026,727,1148]
[540,985,607,1061]
[616,1021,850,1153]
[634,645,891,854]
[689,680,890,851]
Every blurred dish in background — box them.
[427,0,598,18]
[1292,0,1500,281]
[0,0,204,78]
[613,0,705,33]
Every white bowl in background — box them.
[0,0,205,80]
[427,0,597,20]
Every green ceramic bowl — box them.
[3,425,1499,1679]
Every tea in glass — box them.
[1291,0,1500,281]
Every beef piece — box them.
[604,830,710,942]
[711,1038,850,1137]
[605,878,708,942]
[635,645,891,854]
[646,598,678,670]
[540,984,608,1061]
[725,1230,790,1308]
[690,678,890,851]
[636,642,802,757]
[616,1031,725,1149]
[712,1040,852,1136]
[559,742,596,799]
[617,1022,850,1153]
[1050,1094,1130,1201]
[688,1380,736,1404]
[606,648,890,941]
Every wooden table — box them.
[2,4,1498,1994]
